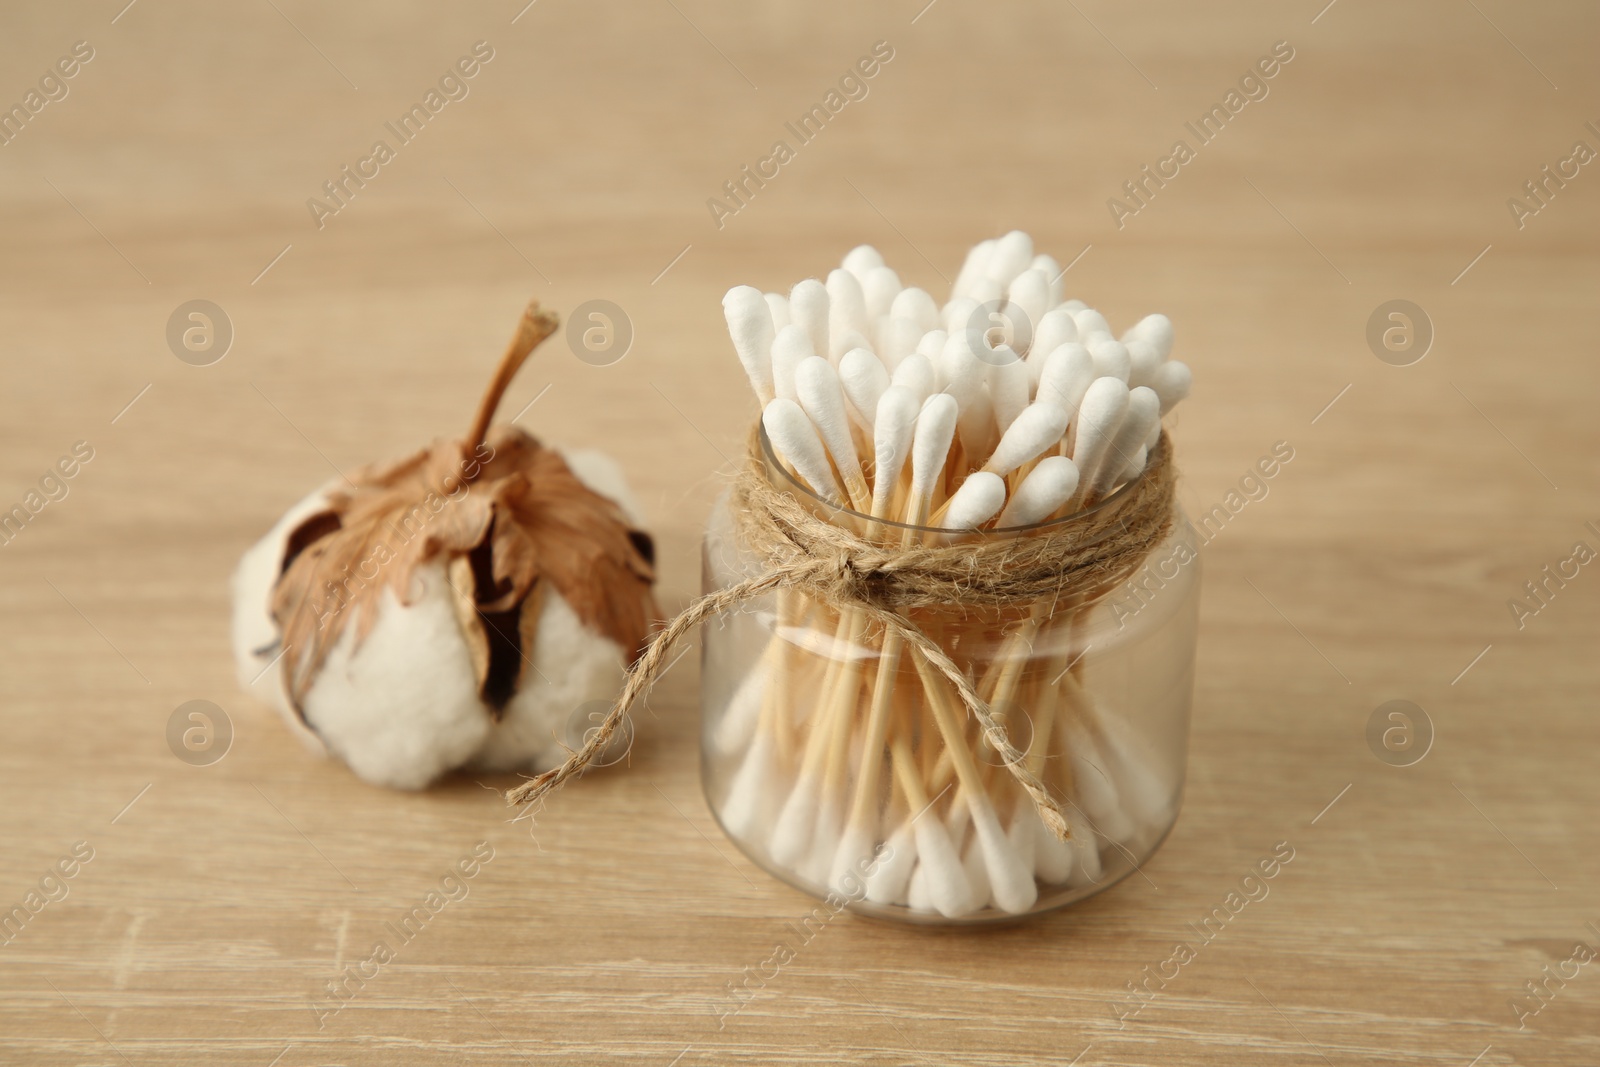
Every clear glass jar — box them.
[701,432,1201,924]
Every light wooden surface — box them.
[2,1,1597,1063]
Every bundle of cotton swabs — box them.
[715,231,1191,917]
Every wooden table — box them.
[2,1,1596,1063]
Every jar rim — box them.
[757,424,1161,538]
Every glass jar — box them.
[701,432,1201,924]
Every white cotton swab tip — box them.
[987,348,1030,435]
[1005,269,1051,347]
[996,455,1079,527]
[1093,386,1160,496]
[721,730,781,842]
[942,296,979,335]
[910,393,960,498]
[723,286,775,403]
[764,292,790,331]
[986,230,1034,285]
[768,777,821,867]
[1087,338,1132,383]
[1149,360,1192,415]
[891,287,940,333]
[939,331,985,401]
[826,269,869,346]
[970,798,1038,914]
[770,323,814,403]
[937,472,1006,535]
[912,816,976,917]
[952,239,995,300]
[865,822,917,904]
[1123,312,1174,360]
[862,266,902,320]
[790,279,830,365]
[891,352,936,404]
[795,356,867,507]
[830,328,872,364]
[872,386,920,517]
[711,662,766,756]
[1126,339,1162,388]
[982,400,1070,476]
[1031,253,1063,305]
[763,398,842,505]
[1035,343,1094,417]
[1072,307,1111,337]
[842,244,885,280]
[840,347,890,430]
[1068,377,1130,484]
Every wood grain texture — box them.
[1,1,1597,1064]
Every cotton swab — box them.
[711,660,767,756]
[1030,253,1062,305]
[905,394,959,526]
[764,292,791,331]
[952,239,995,300]
[790,279,830,365]
[840,348,890,431]
[795,357,872,513]
[723,286,775,403]
[935,472,1006,537]
[1086,338,1132,383]
[831,328,873,364]
[982,401,1070,478]
[1035,343,1095,420]
[1073,307,1111,337]
[879,317,924,369]
[985,230,1034,285]
[1090,386,1160,498]
[1122,312,1174,360]
[942,296,979,335]
[1029,309,1079,378]
[828,390,936,890]
[863,816,917,904]
[891,352,936,404]
[763,398,843,506]
[913,655,1037,914]
[1149,361,1192,415]
[842,244,885,281]
[891,288,940,333]
[869,387,919,521]
[1066,377,1130,491]
[892,732,973,916]
[996,455,1079,527]
[862,266,902,321]
[770,324,813,403]
[986,348,1031,436]
[1005,269,1051,345]
[1059,713,1137,844]
[916,328,947,362]
[1125,339,1162,388]
[827,269,870,354]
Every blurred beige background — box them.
[1,1,1597,1064]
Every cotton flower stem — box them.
[464,299,562,471]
